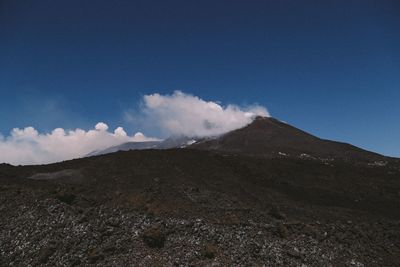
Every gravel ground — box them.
[1,186,399,267]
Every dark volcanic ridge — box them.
[0,116,399,266]
[192,116,390,163]
[89,116,393,164]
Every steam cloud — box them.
[0,91,269,165]
[139,91,269,136]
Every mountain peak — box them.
[247,116,288,129]
[191,116,386,162]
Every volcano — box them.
[89,116,388,163]
[192,116,387,162]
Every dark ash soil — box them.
[1,148,400,266]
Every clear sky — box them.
[0,0,399,157]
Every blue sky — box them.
[0,0,399,157]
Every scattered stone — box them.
[103,243,117,253]
[106,218,120,227]
[287,248,302,259]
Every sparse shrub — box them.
[38,245,56,263]
[218,212,240,225]
[203,243,218,259]
[277,223,289,238]
[269,206,286,220]
[142,226,166,248]
[87,248,104,263]
[56,192,76,205]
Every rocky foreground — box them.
[1,182,399,266]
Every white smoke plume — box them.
[0,91,269,165]
[139,91,269,137]
[0,123,158,165]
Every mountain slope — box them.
[191,116,387,162]
[87,136,199,156]
[86,141,162,156]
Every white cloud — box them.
[0,123,158,165]
[139,91,269,137]
[95,122,109,131]
[0,91,270,165]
